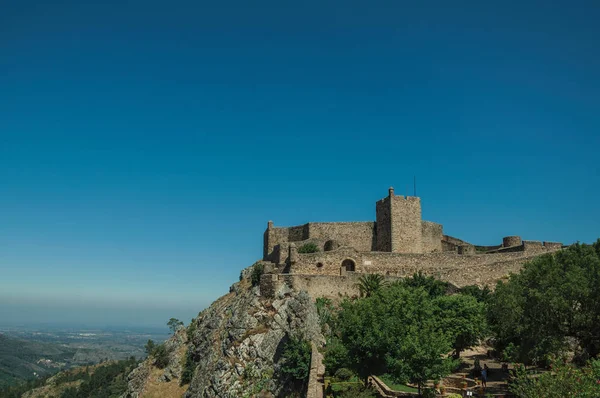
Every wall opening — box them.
[316,262,324,269]
[341,259,356,274]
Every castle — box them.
[260,188,563,298]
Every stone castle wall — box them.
[307,222,376,252]
[260,272,403,300]
[264,222,377,262]
[503,236,522,247]
[260,248,562,300]
[289,248,534,276]
[390,195,422,253]
[283,245,562,287]
[422,221,443,253]
[375,196,392,251]
[441,235,472,252]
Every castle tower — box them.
[376,187,423,253]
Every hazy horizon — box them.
[0,293,205,330]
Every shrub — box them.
[153,344,171,369]
[180,350,195,385]
[422,388,438,398]
[280,337,312,381]
[187,320,197,341]
[144,339,156,356]
[334,368,353,381]
[323,337,350,375]
[509,359,600,397]
[250,262,264,286]
[298,243,319,253]
[316,297,334,329]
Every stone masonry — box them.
[260,188,564,298]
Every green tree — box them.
[153,344,171,369]
[509,359,600,398]
[327,283,456,394]
[355,274,387,298]
[459,284,491,303]
[322,337,350,375]
[434,294,487,358]
[250,262,264,286]
[400,271,448,297]
[280,337,312,384]
[315,297,335,334]
[167,318,184,333]
[144,339,156,356]
[488,241,600,365]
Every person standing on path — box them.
[481,364,488,388]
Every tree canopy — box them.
[488,240,600,365]
[509,359,600,398]
[324,278,487,394]
[167,318,184,333]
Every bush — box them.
[144,339,155,356]
[280,337,312,381]
[323,337,350,375]
[153,344,171,369]
[250,262,264,286]
[298,243,319,253]
[509,359,600,397]
[187,320,197,341]
[316,297,334,330]
[180,350,195,385]
[334,368,353,381]
[422,388,438,398]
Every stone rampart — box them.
[422,221,443,253]
[306,343,324,398]
[503,236,522,247]
[474,244,503,252]
[264,222,376,261]
[487,240,563,255]
[307,222,375,252]
[441,235,472,252]
[543,241,563,250]
[261,273,404,299]
[281,246,563,287]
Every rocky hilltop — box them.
[124,263,323,398]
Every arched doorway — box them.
[340,259,356,275]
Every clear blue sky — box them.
[1,0,599,329]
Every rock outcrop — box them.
[123,263,323,398]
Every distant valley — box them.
[0,326,167,388]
